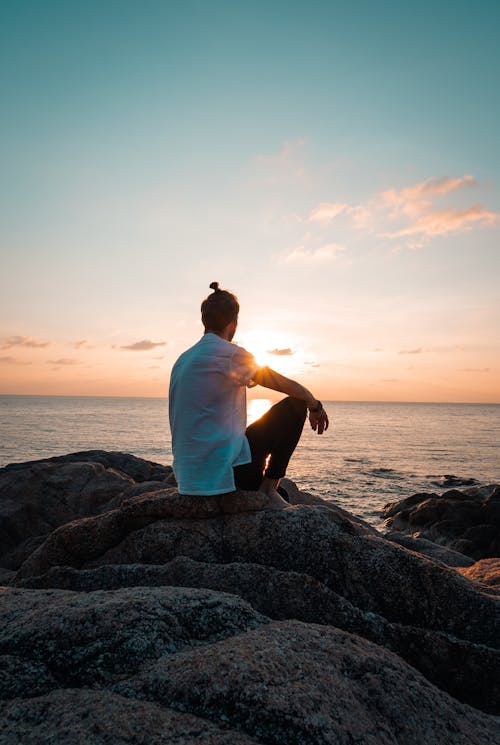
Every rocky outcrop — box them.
[15,556,500,714]
[0,450,173,570]
[457,558,500,589]
[0,689,262,745]
[1,452,499,744]
[384,532,475,567]
[383,485,500,560]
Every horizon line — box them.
[0,393,499,406]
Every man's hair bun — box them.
[209,281,220,292]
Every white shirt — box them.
[168,333,259,495]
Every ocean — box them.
[1,395,498,529]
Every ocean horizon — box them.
[1,394,499,529]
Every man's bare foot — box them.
[266,490,290,509]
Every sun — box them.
[238,328,303,373]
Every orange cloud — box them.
[1,335,52,349]
[458,367,491,373]
[46,358,81,365]
[307,174,498,248]
[113,339,168,351]
[386,205,498,238]
[381,175,477,212]
[0,356,32,365]
[399,348,423,355]
[267,348,294,356]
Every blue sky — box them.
[1,0,499,401]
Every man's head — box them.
[201,281,239,340]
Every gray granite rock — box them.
[1,451,499,743]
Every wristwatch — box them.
[309,399,323,413]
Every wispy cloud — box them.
[113,339,168,351]
[307,174,499,248]
[458,367,491,373]
[253,138,308,185]
[399,348,423,355]
[309,203,350,223]
[267,347,294,356]
[0,356,32,365]
[46,358,81,365]
[385,206,498,239]
[73,339,92,349]
[1,335,52,350]
[283,243,345,264]
[381,175,477,214]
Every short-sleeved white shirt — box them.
[168,333,259,495]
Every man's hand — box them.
[309,406,329,434]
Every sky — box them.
[1,0,499,402]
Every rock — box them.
[458,559,500,589]
[1,449,173,482]
[113,620,500,745]
[2,451,500,742]
[0,451,174,570]
[385,532,475,567]
[383,485,500,560]
[0,585,266,697]
[16,557,500,713]
[430,474,480,488]
[15,493,498,650]
[0,689,261,744]
[2,582,499,744]
[0,461,126,570]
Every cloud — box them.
[458,367,491,373]
[256,138,305,165]
[283,243,345,264]
[73,339,91,349]
[385,205,498,239]
[253,139,308,185]
[381,175,477,213]
[113,339,168,351]
[46,358,81,365]
[1,335,52,350]
[399,348,423,355]
[0,356,32,365]
[307,174,498,248]
[309,203,350,223]
[267,348,294,356]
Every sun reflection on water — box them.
[247,398,273,424]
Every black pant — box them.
[234,397,307,491]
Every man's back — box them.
[168,333,257,495]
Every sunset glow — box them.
[247,398,273,424]
[0,2,499,403]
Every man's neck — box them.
[204,328,233,342]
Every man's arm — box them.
[252,366,329,434]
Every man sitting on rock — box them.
[168,282,329,508]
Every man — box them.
[168,282,329,507]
